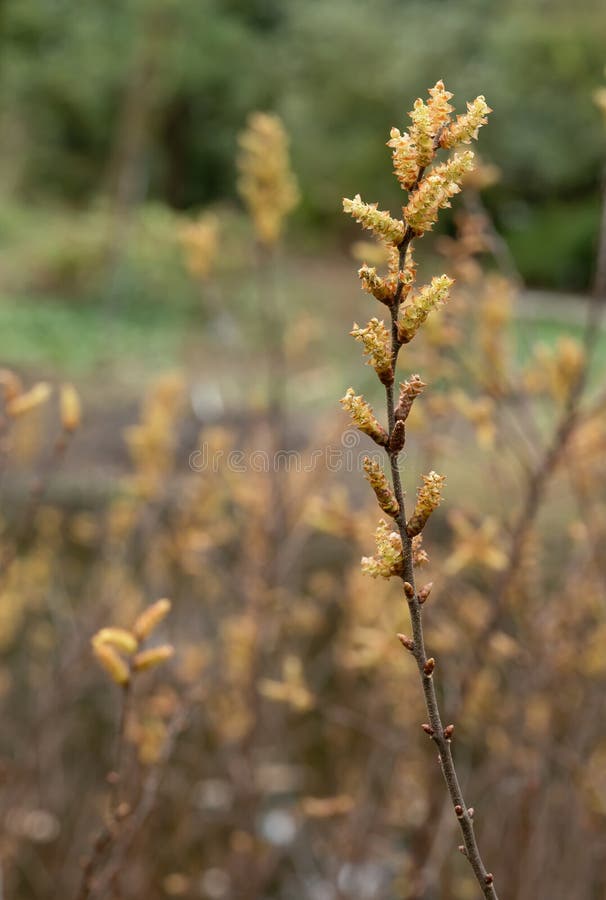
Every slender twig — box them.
[76,677,132,900]
[92,703,190,900]
[109,681,131,814]
[341,93,499,895]
[384,237,499,899]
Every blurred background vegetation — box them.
[2,4,606,898]
[1,0,606,289]
[0,0,604,389]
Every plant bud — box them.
[443,724,455,741]
[133,599,172,641]
[421,723,434,736]
[395,375,426,422]
[93,628,138,655]
[133,644,175,672]
[60,383,82,432]
[363,457,399,517]
[340,388,388,446]
[418,582,433,604]
[397,633,414,651]
[388,420,406,453]
[403,581,415,599]
[343,194,405,245]
[423,657,435,676]
[92,643,130,686]
[7,382,51,418]
[454,804,464,818]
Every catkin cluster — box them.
[92,598,174,687]
[237,112,299,246]
[340,82,499,899]
[341,80,491,579]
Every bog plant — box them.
[3,87,606,900]
[342,81,498,897]
[91,598,174,687]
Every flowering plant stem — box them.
[386,241,498,899]
[341,84,498,898]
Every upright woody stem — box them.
[387,246,498,900]
[341,82,499,897]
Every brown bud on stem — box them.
[423,657,435,676]
[468,807,475,818]
[403,581,415,599]
[485,874,494,886]
[443,724,455,741]
[454,804,464,818]
[421,723,435,736]
[458,845,467,857]
[388,419,406,453]
[397,633,415,651]
[395,375,426,422]
[115,802,131,820]
[418,582,433,604]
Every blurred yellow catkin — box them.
[132,598,172,641]
[7,382,51,418]
[60,384,82,432]
[237,112,299,245]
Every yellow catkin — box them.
[397,275,453,343]
[440,96,491,149]
[93,628,138,655]
[237,112,299,245]
[408,98,435,167]
[358,264,394,304]
[363,457,399,517]
[343,195,405,245]
[350,318,393,383]
[407,472,446,537]
[92,642,130,685]
[361,519,404,579]
[133,644,175,672]
[427,80,454,132]
[404,151,475,235]
[60,383,82,432]
[340,388,388,446]
[179,213,219,279]
[6,382,51,418]
[132,598,172,641]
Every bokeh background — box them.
[1,2,606,899]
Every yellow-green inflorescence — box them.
[361,519,404,579]
[340,388,388,446]
[341,80,490,579]
[406,471,447,538]
[350,318,393,384]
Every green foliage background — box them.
[1,0,605,288]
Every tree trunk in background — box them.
[161,95,192,209]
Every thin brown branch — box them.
[384,235,499,899]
